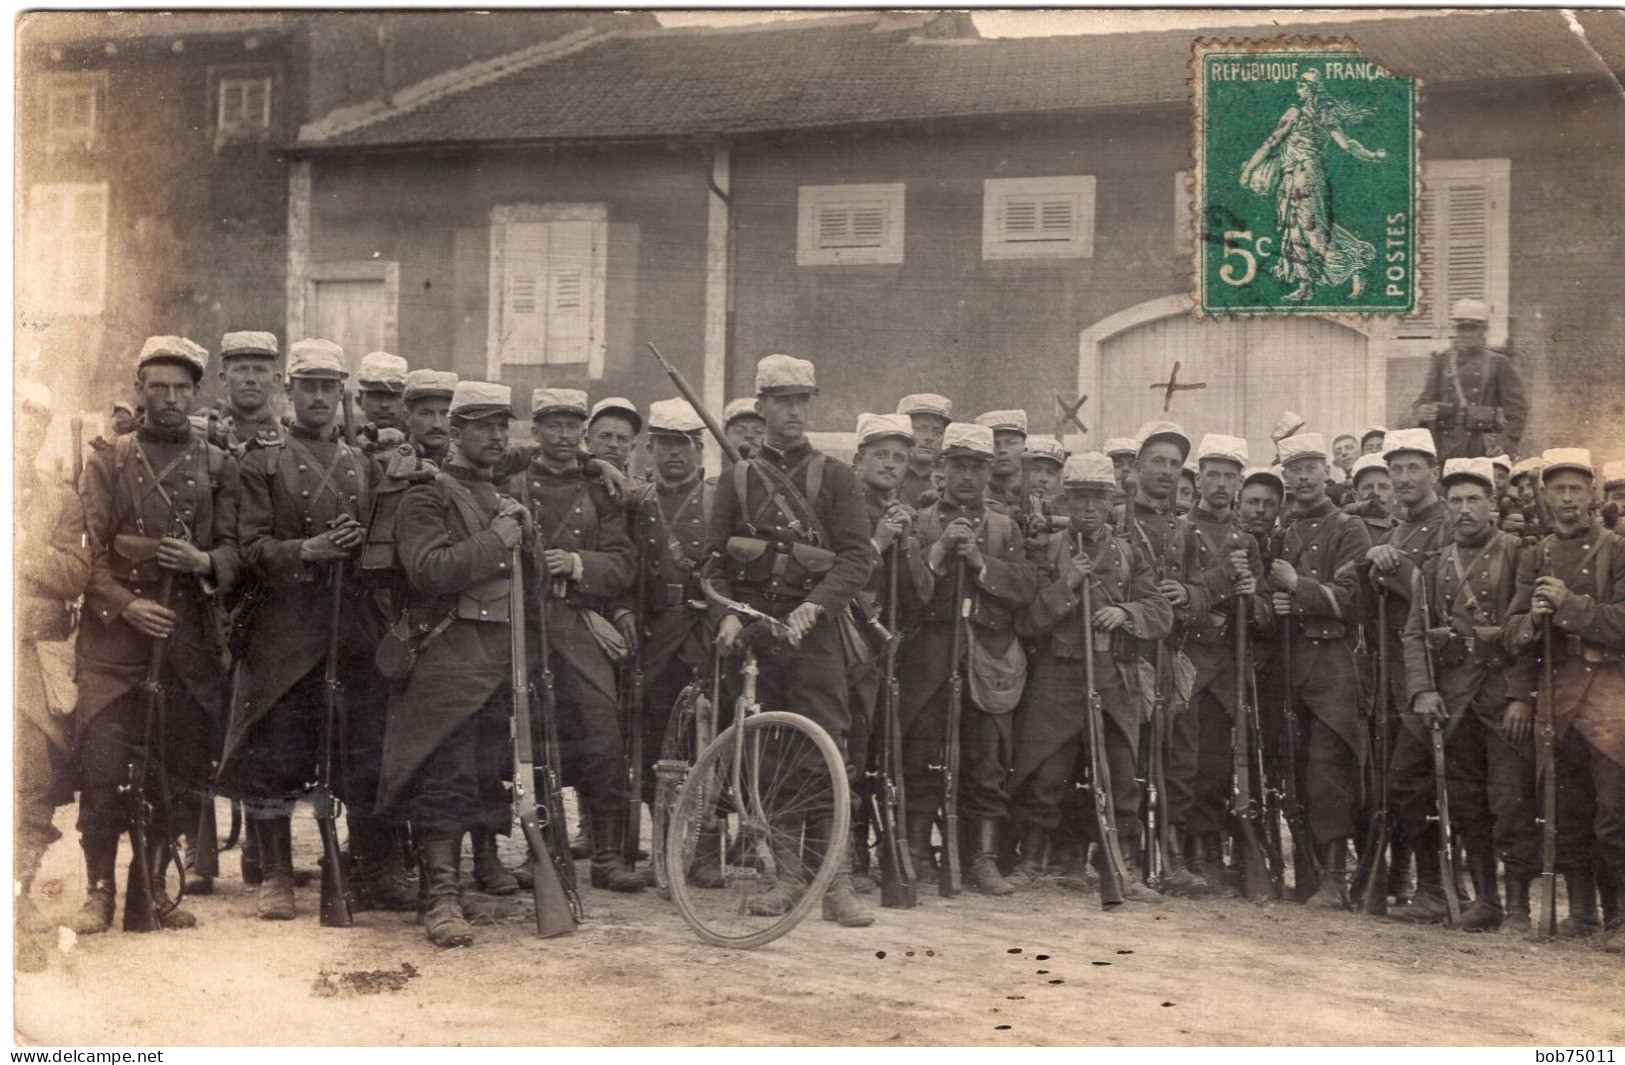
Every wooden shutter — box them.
[1000,193,1076,243]
[815,202,887,249]
[1400,165,1498,339]
[542,218,597,365]
[496,213,604,368]
[499,221,548,365]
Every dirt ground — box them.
[13,805,1624,1048]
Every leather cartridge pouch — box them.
[1426,626,1470,669]
[582,607,629,664]
[1462,405,1502,433]
[374,610,453,682]
[112,534,163,585]
[967,632,1026,715]
[456,575,512,623]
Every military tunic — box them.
[504,456,635,816]
[1409,347,1529,459]
[1397,529,1537,876]
[1270,495,1374,842]
[1505,524,1625,880]
[219,425,376,812]
[1012,527,1171,834]
[899,465,936,510]
[75,426,241,835]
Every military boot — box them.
[685,825,727,889]
[1005,822,1049,891]
[1115,842,1165,905]
[570,809,593,861]
[1557,868,1600,938]
[470,829,521,896]
[1160,828,1210,897]
[1389,837,1449,923]
[420,837,473,948]
[180,832,213,896]
[968,819,1015,897]
[905,810,938,887]
[69,831,120,935]
[1386,829,1414,904]
[1457,845,1503,932]
[256,816,297,921]
[1196,832,1241,898]
[850,827,878,896]
[240,817,263,888]
[1501,871,1533,933]
[1304,839,1350,911]
[1598,861,1619,928]
[1603,865,1624,954]
[588,815,646,893]
[814,818,874,927]
[350,819,416,911]
[747,819,809,917]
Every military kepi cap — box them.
[1103,436,1138,459]
[1134,419,1191,460]
[358,352,409,392]
[531,388,589,420]
[589,396,642,435]
[1603,460,1625,490]
[1195,433,1248,469]
[287,338,347,379]
[723,398,762,427]
[1508,456,1543,484]
[220,330,279,360]
[1242,465,1285,494]
[1024,434,1068,466]
[1061,452,1116,491]
[1270,411,1307,444]
[138,336,209,381]
[1383,427,1437,462]
[940,422,994,459]
[1450,298,1490,323]
[1540,448,1593,481]
[896,393,952,421]
[855,412,914,448]
[450,381,512,421]
[1350,453,1389,486]
[1358,425,1388,446]
[1277,432,1327,464]
[1440,457,1497,493]
[755,353,818,396]
[403,369,458,402]
[975,409,1028,436]
[647,398,705,437]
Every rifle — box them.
[1351,590,1394,914]
[1079,533,1129,907]
[1231,594,1273,900]
[123,565,177,933]
[935,560,968,897]
[645,343,742,466]
[1529,481,1560,939]
[875,542,918,908]
[511,541,580,937]
[1414,568,1463,927]
[315,551,354,928]
[623,562,647,866]
[1276,624,1324,898]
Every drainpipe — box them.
[702,141,731,476]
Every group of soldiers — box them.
[12,297,1624,967]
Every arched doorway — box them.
[1077,295,1388,461]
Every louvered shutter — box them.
[543,219,597,365]
[500,221,548,365]
[1400,168,1494,339]
[816,202,887,249]
[1000,194,1077,243]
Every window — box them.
[487,204,607,377]
[45,77,101,149]
[1397,159,1510,346]
[26,182,109,316]
[218,76,272,133]
[796,183,905,265]
[983,176,1095,260]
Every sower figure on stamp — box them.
[1176,434,1273,895]
[353,352,410,455]
[377,381,528,948]
[845,413,930,897]
[1366,429,1452,921]
[896,394,952,509]
[206,331,285,455]
[1396,458,1537,932]
[1268,432,1374,909]
[894,423,1037,898]
[14,381,91,970]
[1503,449,1625,952]
[505,388,642,893]
[1409,299,1528,461]
[72,336,241,935]
[1009,453,1170,901]
[700,355,876,924]
[613,399,716,887]
[218,339,374,922]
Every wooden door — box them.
[309,278,386,377]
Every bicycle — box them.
[662,578,851,949]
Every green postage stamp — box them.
[1192,39,1417,317]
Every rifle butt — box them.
[939,814,962,897]
[878,845,917,910]
[1355,841,1390,915]
[1534,871,1559,939]
[317,815,354,928]
[195,798,220,878]
[121,828,161,933]
[532,852,579,938]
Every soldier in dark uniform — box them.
[1176,435,1272,892]
[1359,426,1387,457]
[1410,298,1529,460]
[71,337,241,934]
[1504,449,1625,952]
[14,381,91,970]
[1398,457,1536,931]
[377,381,527,947]
[504,388,642,893]
[975,409,1034,522]
[1602,461,1625,532]
[895,422,1037,898]
[207,331,285,454]
[1023,436,1068,506]
[1365,429,1451,921]
[1010,452,1171,902]
[702,355,876,921]
[722,398,766,464]
[613,398,715,885]
[354,351,410,452]
[1346,453,1397,527]
[586,396,642,476]
[1268,432,1374,908]
[218,339,375,921]
[89,401,140,452]
[896,394,952,509]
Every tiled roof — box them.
[301,10,1623,150]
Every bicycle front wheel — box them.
[666,710,849,949]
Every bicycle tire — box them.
[650,681,705,897]
[666,710,849,949]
